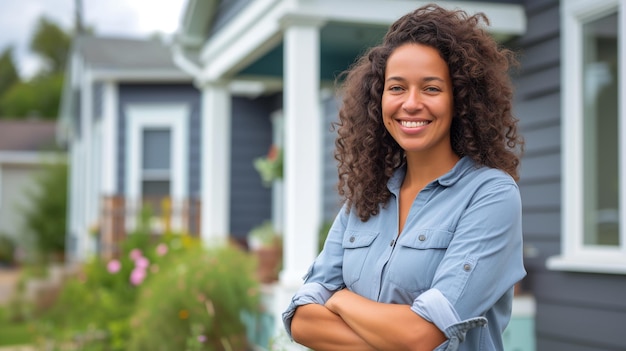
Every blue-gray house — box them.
[58,36,277,261]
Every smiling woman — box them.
[283,4,524,351]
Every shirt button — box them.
[463,264,471,271]
[390,240,395,246]
[418,235,426,241]
[349,236,355,243]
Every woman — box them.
[283,4,525,351]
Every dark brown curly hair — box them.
[334,4,524,221]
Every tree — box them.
[30,17,71,75]
[0,46,19,98]
[0,73,63,119]
[19,156,68,262]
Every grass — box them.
[0,306,36,346]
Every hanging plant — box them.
[253,144,283,187]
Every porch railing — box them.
[99,196,201,260]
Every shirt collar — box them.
[387,156,477,194]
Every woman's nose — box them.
[402,90,423,113]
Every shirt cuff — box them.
[410,288,487,342]
[282,282,335,339]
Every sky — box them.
[0,0,187,79]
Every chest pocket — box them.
[387,229,453,294]
[342,230,378,289]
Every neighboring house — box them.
[171,0,532,348]
[57,36,276,262]
[0,120,58,251]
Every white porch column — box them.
[273,20,323,346]
[200,81,232,245]
[101,81,118,195]
[281,21,322,284]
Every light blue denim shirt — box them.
[283,156,526,350]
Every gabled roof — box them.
[75,36,180,71]
[0,120,57,152]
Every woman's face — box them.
[381,43,454,157]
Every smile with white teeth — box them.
[400,120,430,128]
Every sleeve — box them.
[282,205,349,337]
[411,180,526,341]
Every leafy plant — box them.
[127,243,260,351]
[247,220,281,250]
[253,145,283,187]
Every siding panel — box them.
[322,94,341,222]
[515,91,560,129]
[229,95,274,239]
[519,152,560,181]
[536,303,625,350]
[519,181,560,209]
[522,125,560,154]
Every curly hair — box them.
[334,4,524,221]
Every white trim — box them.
[90,69,192,82]
[125,104,190,202]
[200,82,231,244]
[551,0,625,274]
[101,81,118,194]
[0,151,60,164]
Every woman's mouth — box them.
[400,120,430,128]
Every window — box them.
[548,0,626,274]
[126,104,188,205]
[141,128,171,198]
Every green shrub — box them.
[128,243,260,351]
[0,235,15,266]
[35,231,200,349]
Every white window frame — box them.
[126,104,189,203]
[548,0,626,274]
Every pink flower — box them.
[135,256,150,269]
[129,248,142,261]
[107,259,121,274]
[197,335,207,343]
[156,243,168,256]
[130,267,147,286]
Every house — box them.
[172,0,539,349]
[0,120,59,258]
[57,36,276,262]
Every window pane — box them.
[582,12,619,246]
[142,180,170,196]
[142,129,171,170]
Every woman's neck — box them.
[402,149,460,191]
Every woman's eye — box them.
[388,86,404,92]
[425,86,441,93]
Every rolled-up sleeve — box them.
[411,288,487,349]
[282,282,335,338]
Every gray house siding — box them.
[116,83,202,197]
[93,82,103,121]
[321,94,341,222]
[229,94,276,240]
[513,1,626,350]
